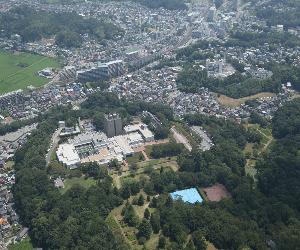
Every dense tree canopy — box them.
[258,99,300,211]
[142,100,300,248]
[226,31,300,48]
[10,91,300,249]
[251,0,300,28]
[0,5,123,47]
[12,106,126,249]
[272,99,300,138]
[177,67,281,98]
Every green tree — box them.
[123,204,139,227]
[150,212,160,234]
[120,185,131,199]
[138,194,145,206]
[137,219,152,240]
[192,230,207,250]
[144,208,150,220]
[158,235,166,249]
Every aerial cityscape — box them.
[0,0,299,249]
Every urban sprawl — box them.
[0,0,299,248]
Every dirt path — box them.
[262,138,273,152]
[245,128,273,180]
[141,150,149,161]
[255,129,273,155]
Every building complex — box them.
[77,60,125,83]
[104,113,123,138]
[56,120,154,169]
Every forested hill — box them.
[153,99,300,249]
[254,98,300,249]
[9,92,300,249]
[248,0,300,28]
[0,6,123,47]
[257,99,300,212]
[12,107,127,249]
[11,94,173,249]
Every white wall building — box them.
[56,123,154,169]
[124,123,154,142]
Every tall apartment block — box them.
[99,60,125,79]
[77,60,125,83]
[104,113,123,138]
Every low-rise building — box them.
[124,123,154,142]
[56,123,154,169]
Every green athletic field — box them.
[0,50,61,94]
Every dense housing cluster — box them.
[0,0,299,249]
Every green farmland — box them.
[0,50,61,94]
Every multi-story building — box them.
[77,60,125,83]
[207,6,216,22]
[98,60,125,79]
[104,113,123,138]
[206,59,224,77]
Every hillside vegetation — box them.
[0,6,123,47]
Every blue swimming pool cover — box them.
[170,188,203,204]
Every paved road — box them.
[46,128,62,166]
[171,126,192,152]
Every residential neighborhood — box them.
[0,0,299,248]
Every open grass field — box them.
[127,152,145,165]
[9,237,33,250]
[60,176,96,194]
[243,124,274,180]
[0,50,61,94]
[107,192,161,250]
[217,92,276,107]
[4,160,14,170]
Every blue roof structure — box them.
[170,188,203,204]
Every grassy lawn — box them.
[9,237,33,250]
[207,241,218,250]
[245,160,258,178]
[4,160,15,170]
[244,143,254,155]
[137,157,178,170]
[144,145,153,158]
[0,50,61,94]
[217,92,275,107]
[108,192,160,250]
[244,124,274,180]
[145,233,160,249]
[127,152,145,165]
[106,214,131,249]
[61,176,96,193]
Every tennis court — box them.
[170,188,203,204]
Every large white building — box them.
[56,144,81,169]
[56,123,154,169]
[124,123,154,142]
